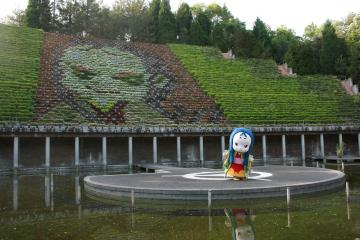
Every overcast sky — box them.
[1,0,359,35]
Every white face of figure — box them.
[232,132,251,153]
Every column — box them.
[128,137,133,167]
[50,173,54,211]
[13,137,19,168]
[282,135,286,160]
[262,135,267,164]
[177,136,181,165]
[75,175,81,205]
[74,137,79,166]
[339,133,343,145]
[358,133,360,157]
[221,136,225,153]
[102,137,107,166]
[199,136,204,167]
[13,175,18,211]
[153,137,157,164]
[45,175,50,208]
[320,133,325,158]
[301,134,305,162]
[45,137,50,168]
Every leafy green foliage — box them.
[189,11,211,45]
[176,2,192,43]
[348,42,360,84]
[285,40,320,75]
[0,24,43,122]
[170,44,360,124]
[25,0,52,31]
[158,0,176,43]
[320,21,348,76]
[271,26,298,64]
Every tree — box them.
[348,15,360,42]
[25,0,52,30]
[285,40,320,75]
[56,0,82,33]
[303,22,321,40]
[320,20,348,75]
[252,17,272,58]
[158,0,176,43]
[233,29,257,58]
[147,0,161,42]
[176,2,192,43]
[189,11,211,45]
[5,8,26,26]
[271,26,297,63]
[112,0,150,41]
[348,42,360,84]
[78,0,101,35]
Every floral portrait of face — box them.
[59,45,169,114]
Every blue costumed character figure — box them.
[223,128,255,180]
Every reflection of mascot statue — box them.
[224,208,255,240]
[223,128,254,180]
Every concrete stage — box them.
[84,165,345,200]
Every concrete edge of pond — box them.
[83,165,345,201]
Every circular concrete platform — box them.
[84,165,345,200]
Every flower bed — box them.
[169,44,360,125]
[0,24,43,123]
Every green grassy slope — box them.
[0,24,43,122]
[169,44,360,125]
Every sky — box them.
[1,0,359,36]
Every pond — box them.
[0,166,359,240]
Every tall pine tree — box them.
[147,0,161,42]
[158,0,176,43]
[176,3,192,43]
[25,0,52,31]
[320,20,347,75]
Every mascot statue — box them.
[223,128,254,180]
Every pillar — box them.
[320,134,325,159]
[45,175,50,208]
[177,136,181,165]
[221,136,225,153]
[128,137,133,167]
[301,134,305,162]
[102,137,107,166]
[153,137,157,164]
[75,137,79,166]
[50,173,54,211]
[13,175,18,211]
[358,133,360,157]
[75,175,81,205]
[282,135,286,160]
[339,133,343,146]
[199,136,204,167]
[13,137,19,168]
[45,137,50,168]
[262,135,267,163]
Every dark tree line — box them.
[9,0,360,82]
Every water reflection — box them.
[0,168,358,239]
[224,208,255,240]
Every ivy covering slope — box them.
[0,24,43,122]
[169,44,360,125]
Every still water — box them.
[0,166,359,240]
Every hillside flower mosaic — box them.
[60,45,169,112]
